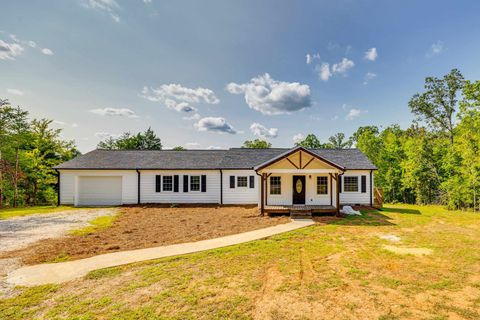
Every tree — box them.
[408,69,464,144]
[242,139,271,149]
[97,127,162,150]
[172,146,186,151]
[327,132,352,149]
[294,134,327,149]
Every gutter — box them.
[136,169,141,205]
[219,169,223,205]
[56,169,60,206]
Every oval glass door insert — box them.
[295,179,303,193]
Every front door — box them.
[292,175,306,204]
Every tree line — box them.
[0,100,79,207]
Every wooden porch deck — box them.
[264,205,336,216]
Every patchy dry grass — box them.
[69,215,118,236]
[0,206,77,220]
[2,204,480,319]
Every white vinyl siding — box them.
[223,170,259,204]
[340,170,373,205]
[59,170,137,206]
[140,170,220,203]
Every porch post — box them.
[260,173,265,215]
[335,173,340,216]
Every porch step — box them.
[290,210,312,219]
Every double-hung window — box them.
[317,176,328,195]
[162,176,173,191]
[343,176,359,192]
[237,176,248,187]
[190,175,200,191]
[270,176,281,195]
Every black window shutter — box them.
[230,176,235,188]
[155,175,161,192]
[201,175,207,192]
[361,175,367,193]
[338,176,342,193]
[249,176,255,188]
[183,175,189,192]
[174,175,179,192]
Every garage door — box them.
[77,176,122,206]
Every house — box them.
[54,146,377,215]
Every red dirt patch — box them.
[1,205,289,265]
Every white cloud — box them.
[27,40,36,48]
[95,132,120,140]
[346,108,365,120]
[194,117,237,134]
[182,113,201,121]
[226,73,311,115]
[6,88,24,96]
[89,107,139,118]
[143,0,152,3]
[53,120,67,126]
[250,122,278,139]
[428,40,444,57]
[185,142,200,147]
[317,63,332,81]
[207,145,222,150]
[0,40,24,60]
[72,123,79,128]
[364,48,378,61]
[305,53,320,64]
[142,84,219,104]
[332,58,355,74]
[81,0,122,22]
[293,133,305,144]
[363,72,377,85]
[41,48,54,55]
[164,99,197,113]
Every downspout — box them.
[220,169,223,205]
[56,169,61,206]
[369,170,373,207]
[136,169,141,205]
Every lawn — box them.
[0,206,77,220]
[2,204,480,319]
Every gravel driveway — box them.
[0,208,117,297]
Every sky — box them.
[1,0,480,152]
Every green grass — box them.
[70,215,117,236]
[0,205,77,219]
[3,204,480,319]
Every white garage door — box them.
[77,176,122,206]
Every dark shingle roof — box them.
[55,148,377,170]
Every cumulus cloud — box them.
[317,63,332,81]
[89,107,139,118]
[6,88,24,96]
[81,0,122,22]
[305,53,320,64]
[194,117,237,134]
[293,133,305,144]
[346,108,365,120]
[226,73,311,115]
[364,48,378,61]
[0,40,24,60]
[250,122,278,139]
[332,58,355,74]
[427,40,444,57]
[363,72,377,85]
[41,48,54,55]
[164,99,197,113]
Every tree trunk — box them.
[0,150,3,208]
[13,147,19,207]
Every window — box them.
[343,176,359,192]
[237,176,248,187]
[162,175,173,191]
[190,175,200,191]
[270,176,281,195]
[317,176,328,195]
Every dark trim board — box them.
[136,169,141,204]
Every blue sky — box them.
[2,0,480,152]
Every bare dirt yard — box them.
[1,205,289,265]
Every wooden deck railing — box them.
[374,187,384,208]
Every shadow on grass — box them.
[381,207,421,215]
[313,210,396,226]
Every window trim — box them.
[269,176,281,195]
[237,176,248,188]
[316,176,328,195]
[162,175,173,192]
[190,175,201,192]
[343,176,360,193]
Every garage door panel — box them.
[78,176,122,206]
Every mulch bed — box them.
[2,205,290,265]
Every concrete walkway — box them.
[7,219,314,287]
